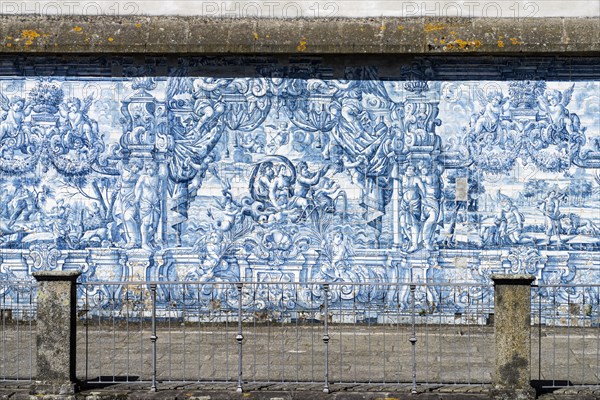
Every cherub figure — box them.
[59,95,96,148]
[239,130,265,154]
[472,89,510,139]
[202,230,224,273]
[537,85,575,136]
[329,231,351,269]
[0,95,32,146]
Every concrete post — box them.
[490,274,536,400]
[32,270,81,395]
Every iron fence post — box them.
[236,282,244,393]
[323,283,330,394]
[409,284,417,394]
[150,283,158,392]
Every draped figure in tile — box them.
[118,160,142,249]
[135,162,161,251]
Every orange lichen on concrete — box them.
[21,30,41,46]
[510,37,523,45]
[252,32,259,40]
[498,40,505,47]
[445,38,482,50]
[296,38,307,52]
[73,26,83,33]
[107,37,114,42]
[424,23,447,32]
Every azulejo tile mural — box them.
[0,56,598,312]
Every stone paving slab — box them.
[2,383,600,399]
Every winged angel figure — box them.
[58,94,98,149]
[537,84,579,142]
[0,93,33,148]
[471,88,511,144]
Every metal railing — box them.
[0,281,36,382]
[75,280,494,391]
[532,283,600,388]
[18,278,600,391]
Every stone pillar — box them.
[490,274,536,400]
[32,270,81,395]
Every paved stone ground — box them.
[1,382,600,399]
[2,322,600,398]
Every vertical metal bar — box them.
[410,284,417,394]
[310,288,315,383]
[125,288,130,382]
[236,283,244,393]
[112,290,117,381]
[139,287,144,383]
[29,286,33,381]
[266,287,271,382]
[597,286,600,386]
[567,289,571,385]
[98,291,103,381]
[322,283,330,394]
[253,284,258,383]
[167,289,172,382]
[295,287,299,383]
[338,287,343,384]
[2,287,5,380]
[382,288,386,383]
[180,285,192,381]
[150,283,158,392]
[225,286,230,382]
[85,287,89,383]
[280,284,285,383]
[396,283,401,385]
[467,290,471,384]
[538,290,542,381]
[196,283,201,382]
[353,291,358,383]
[182,284,187,382]
[16,290,20,379]
[210,286,216,382]
[367,288,372,384]
[438,286,443,384]
[552,286,557,387]
[582,286,586,385]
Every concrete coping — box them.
[0,16,597,54]
[32,270,82,282]
[490,274,536,285]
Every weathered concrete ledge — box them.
[0,16,598,54]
